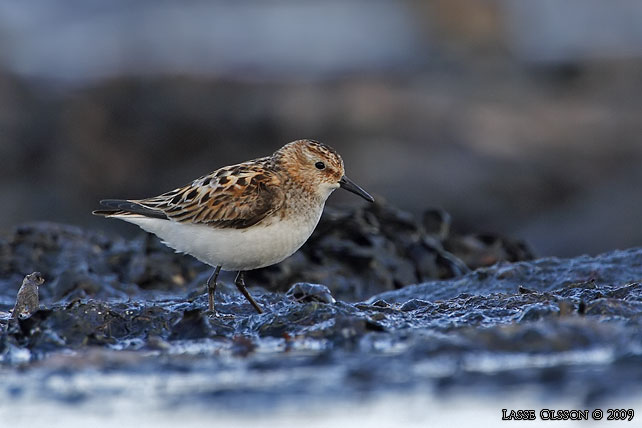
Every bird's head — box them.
[274,139,374,203]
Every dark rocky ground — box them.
[1,202,641,425]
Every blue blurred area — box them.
[0,0,424,83]
[505,0,642,62]
[1,0,641,256]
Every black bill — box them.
[339,176,375,203]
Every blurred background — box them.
[1,0,641,257]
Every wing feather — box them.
[129,159,285,229]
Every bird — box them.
[12,272,44,319]
[93,139,374,314]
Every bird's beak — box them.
[339,176,375,202]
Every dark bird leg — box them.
[234,271,263,314]
[207,266,222,312]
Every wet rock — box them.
[170,309,210,341]
[0,223,205,305]
[11,272,43,319]
[517,303,559,322]
[371,247,642,303]
[231,336,256,358]
[286,283,336,304]
[585,298,642,319]
[0,220,641,413]
[518,285,537,294]
[399,299,433,312]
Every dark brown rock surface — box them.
[0,213,641,416]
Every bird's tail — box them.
[92,199,168,219]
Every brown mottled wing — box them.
[133,160,285,229]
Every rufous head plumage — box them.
[273,140,346,200]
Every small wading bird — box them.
[94,140,374,314]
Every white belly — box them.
[115,213,321,271]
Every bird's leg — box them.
[234,271,264,314]
[207,266,222,312]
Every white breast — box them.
[116,209,323,271]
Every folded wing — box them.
[93,161,285,230]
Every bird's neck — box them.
[282,177,327,218]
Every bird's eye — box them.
[315,162,326,170]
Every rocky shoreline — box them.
[1,204,641,422]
